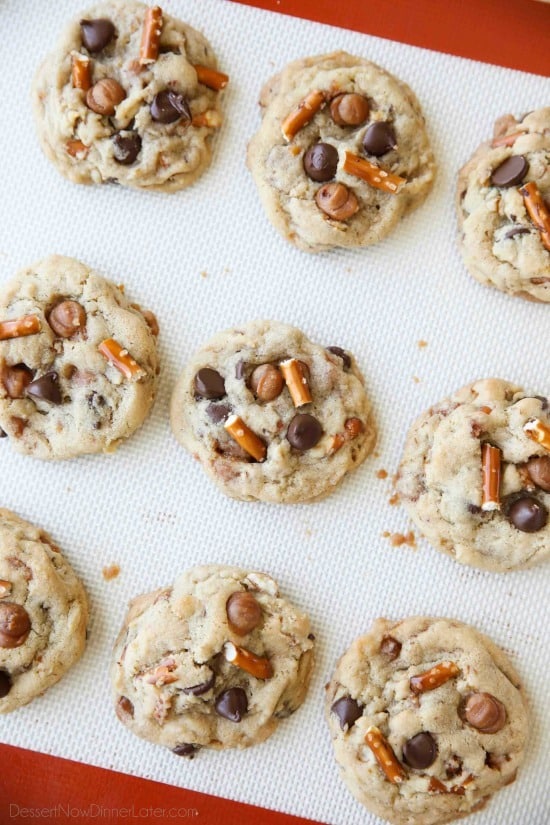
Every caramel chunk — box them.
[0,602,31,648]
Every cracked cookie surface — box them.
[111,564,314,752]
[457,108,550,301]
[0,255,159,460]
[33,1,227,191]
[397,378,550,571]
[326,617,528,825]
[170,319,376,503]
[247,52,435,253]
[0,509,88,713]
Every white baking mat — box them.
[0,1,548,823]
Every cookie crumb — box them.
[413,375,421,383]
[417,340,428,348]
[200,270,208,279]
[102,564,120,581]
[383,531,416,548]
[388,492,400,506]
[376,468,388,479]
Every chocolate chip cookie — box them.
[33,2,228,191]
[326,617,528,825]
[170,320,376,502]
[247,51,436,252]
[457,108,550,301]
[0,255,159,459]
[397,378,550,571]
[0,509,88,713]
[111,564,314,753]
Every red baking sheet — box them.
[0,1,547,824]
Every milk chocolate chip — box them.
[0,602,31,648]
[526,456,550,492]
[461,692,506,733]
[380,635,402,660]
[226,591,262,635]
[250,364,284,402]
[48,301,86,338]
[2,365,33,399]
[86,78,126,116]
[330,93,369,127]
[315,182,359,221]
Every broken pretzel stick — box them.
[191,110,222,129]
[193,65,229,91]
[0,315,41,341]
[343,151,405,194]
[280,358,312,407]
[71,52,92,91]
[524,418,550,453]
[224,641,273,680]
[491,131,526,148]
[481,443,501,511]
[65,139,89,158]
[99,339,145,380]
[281,89,325,141]
[365,726,406,784]
[143,658,178,687]
[0,580,12,598]
[139,5,163,65]
[224,414,266,462]
[410,661,460,694]
[519,181,550,252]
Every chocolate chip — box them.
[445,755,463,779]
[48,300,86,338]
[504,226,530,239]
[330,93,369,127]
[182,673,215,696]
[113,132,142,165]
[194,368,225,400]
[0,670,12,698]
[403,732,438,769]
[331,696,363,730]
[115,695,134,721]
[461,692,506,733]
[286,413,323,450]
[206,403,231,423]
[303,143,339,182]
[526,456,550,492]
[27,372,62,405]
[0,602,31,648]
[507,495,548,532]
[235,360,246,380]
[80,18,115,52]
[362,121,396,157]
[491,156,528,188]
[172,744,198,758]
[151,91,191,124]
[215,687,248,722]
[534,395,549,411]
[2,364,33,399]
[380,635,402,660]
[468,503,482,514]
[226,591,262,635]
[326,346,351,370]
[0,429,7,439]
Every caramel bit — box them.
[280,359,312,407]
[410,661,460,694]
[71,52,92,91]
[193,65,229,91]
[223,641,273,680]
[102,564,120,581]
[224,414,266,462]
[343,151,405,194]
[330,418,364,454]
[481,443,501,511]
[191,110,222,129]
[0,315,41,341]
[376,469,388,479]
[281,89,325,141]
[365,726,406,784]
[66,139,89,158]
[519,181,550,251]
[98,339,145,380]
[524,418,550,453]
[10,417,27,437]
[139,5,163,65]
[388,492,400,506]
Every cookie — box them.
[33,2,228,191]
[0,255,159,459]
[326,617,528,825]
[247,51,436,253]
[396,378,550,571]
[0,509,88,713]
[170,320,376,503]
[111,564,314,754]
[456,108,550,301]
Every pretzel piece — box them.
[191,110,222,129]
[365,726,406,784]
[281,90,325,141]
[139,5,163,65]
[343,152,405,194]
[143,658,178,686]
[99,339,145,379]
[71,52,92,91]
[280,358,312,407]
[194,65,229,91]
[410,661,460,694]
[481,443,501,511]
[524,418,550,452]
[519,181,550,251]
[0,315,41,341]
[491,132,525,148]
[66,139,89,158]
[224,414,267,462]
[224,641,273,680]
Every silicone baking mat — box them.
[0,1,549,823]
